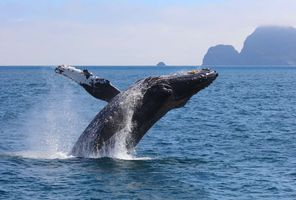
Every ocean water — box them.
[0,66,295,199]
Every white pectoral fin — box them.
[55,65,120,102]
[55,65,92,85]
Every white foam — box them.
[12,151,73,160]
[111,156,152,161]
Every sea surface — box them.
[0,66,295,199]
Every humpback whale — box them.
[55,65,218,157]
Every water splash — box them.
[19,70,146,160]
[97,84,143,159]
[21,70,87,159]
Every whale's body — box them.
[55,66,218,157]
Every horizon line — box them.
[0,65,296,68]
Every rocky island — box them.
[156,62,166,66]
[202,26,296,66]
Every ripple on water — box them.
[0,66,296,199]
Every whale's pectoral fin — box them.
[81,79,120,102]
[55,65,120,102]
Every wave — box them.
[0,151,152,161]
[7,151,72,160]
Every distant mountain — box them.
[202,45,241,65]
[202,26,296,66]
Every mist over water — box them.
[1,66,296,199]
[17,69,87,159]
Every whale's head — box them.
[141,68,218,109]
[164,68,217,107]
[128,68,218,147]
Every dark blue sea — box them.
[0,66,295,199]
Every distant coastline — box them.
[202,26,296,66]
[1,65,296,70]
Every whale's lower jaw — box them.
[70,69,218,157]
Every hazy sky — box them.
[0,0,295,65]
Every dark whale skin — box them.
[71,69,218,157]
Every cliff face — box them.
[202,26,296,66]
[203,45,240,65]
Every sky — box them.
[0,0,295,66]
